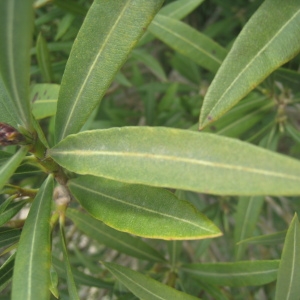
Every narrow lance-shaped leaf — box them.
[0,201,28,227]
[59,224,80,300]
[159,0,204,19]
[182,260,279,286]
[103,262,199,300]
[55,0,164,142]
[131,49,167,81]
[49,127,300,195]
[52,256,114,290]
[0,195,15,215]
[0,0,34,130]
[68,175,221,240]
[0,76,19,129]
[0,147,28,191]
[275,214,300,300]
[139,0,205,46]
[148,15,227,73]
[234,196,265,260]
[238,231,286,246]
[199,0,300,129]
[12,175,54,300]
[36,33,53,83]
[67,208,166,262]
[0,227,21,249]
[0,253,15,293]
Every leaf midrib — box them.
[107,266,165,300]
[70,181,215,233]
[182,267,278,277]
[285,223,298,299]
[7,0,27,125]
[59,1,131,141]
[27,179,49,299]
[52,149,300,182]
[151,17,223,65]
[205,8,300,120]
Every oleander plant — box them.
[1,0,300,299]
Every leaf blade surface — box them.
[275,214,300,300]
[11,176,53,300]
[0,0,34,129]
[67,208,165,261]
[68,175,221,240]
[199,0,300,128]
[182,260,279,286]
[103,262,199,300]
[49,127,300,195]
[55,0,164,142]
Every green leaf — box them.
[12,175,54,300]
[182,260,279,286]
[30,84,59,119]
[202,94,272,138]
[49,126,300,195]
[68,175,221,240]
[190,280,229,300]
[49,265,59,299]
[159,0,205,19]
[0,227,21,248]
[199,0,300,128]
[275,214,300,300]
[148,15,227,73]
[234,196,264,260]
[274,67,300,93]
[0,0,34,130]
[0,147,28,191]
[52,256,113,290]
[67,208,165,262]
[103,262,199,300]
[0,195,15,215]
[53,0,88,16]
[139,0,205,46]
[0,150,12,164]
[286,123,300,144]
[0,253,15,293]
[59,224,80,300]
[36,33,53,83]
[55,13,76,41]
[0,76,19,129]
[131,49,167,81]
[238,231,286,246]
[0,201,28,227]
[55,0,164,142]
[167,240,182,267]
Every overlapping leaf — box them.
[68,175,220,240]
[0,0,34,130]
[182,260,279,286]
[59,224,79,300]
[200,0,300,129]
[55,0,164,142]
[103,262,199,300]
[234,196,264,260]
[49,127,300,195]
[149,15,227,73]
[67,208,165,261]
[0,147,28,191]
[275,214,300,300]
[12,176,53,300]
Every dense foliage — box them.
[1,0,300,299]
